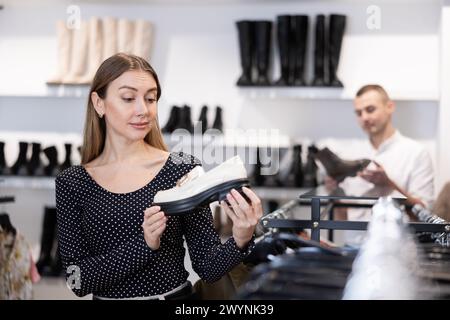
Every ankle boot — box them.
[177,105,194,134]
[236,21,255,86]
[311,146,371,182]
[291,15,309,86]
[10,142,28,176]
[254,21,272,86]
[27,142,44,176]
[275,15,292,86]
[0,141,7,175]
[43,146,60,176]
[36,207,57,276]
[195,105,208,134]
[212,106,223,133]
[162,106,181,134]
[328,14,346,87]
[311,15,327,86]
[60,143,72,172]
[303,145,318,188]
[284,144,304,188]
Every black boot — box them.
[291,15,309,86]
[212,106,223,133]
[274,15,292,86]
[250,147,265,186]
[328,14,346,87]
[284,144,304,188]
[49,244,64,277]
[162,105,181,134]
[303,145,319,188]
[236,20,255,86]
[177,105,194,134]
[195,105,208,134]
[36,207,57,276]
[27,142,44,176]
[254,21,273,86]
[311,146,371,183]
[0,141,8,175]
[311,15,327,86]
[10,141,28,176]
[60,143,72,172]
[43,146,59,176]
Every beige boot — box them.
[47,20,72,85]
[63,20,89,84]
[102,17,118,61]
[78,17,103,85]
[117,19,135,54]
[133,19,153,61]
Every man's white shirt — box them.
[331,131,435,245]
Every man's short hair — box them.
[356,84,390,103]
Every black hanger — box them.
[0,212,16,235]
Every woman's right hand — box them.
[142,206,167,250]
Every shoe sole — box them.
[154,178,250,215]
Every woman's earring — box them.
[99,113,103,118]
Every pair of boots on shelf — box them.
[36,207,64,277]
[236,14,346,87]
[250,145,319,189]
[162,105,223,135]
[48,17,152,85]
[0,141,73,177]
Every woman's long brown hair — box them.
[81,53,168,165]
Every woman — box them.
[55,53,262,299]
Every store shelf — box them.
[0,176,55,189]
[238,87,439,102]
[0,175,310,201]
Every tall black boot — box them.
[212,106,223,133]
[195,105,208,134]
[303,144,319,188]
[0,141,8,175]
[177,105,194,134]
[311,15,327,86]
[49,244,64,277]
[328,14,346,87]
[250,147,265,187]
[10,141,28,176]
[162,105,181,134]
[236,20,255,86]
[291,15,309,86]
[254,21,273,86]
[60,143,72,172]
[43,146,59,176]
[284,144,304,188]
[27,142,44,176]
[274,15,292,86]
[36,207,57,276]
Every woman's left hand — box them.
[220,187,263,250]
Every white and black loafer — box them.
[153,156,249,215]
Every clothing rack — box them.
[263,188,450,242]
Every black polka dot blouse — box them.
[55,152,254,298]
